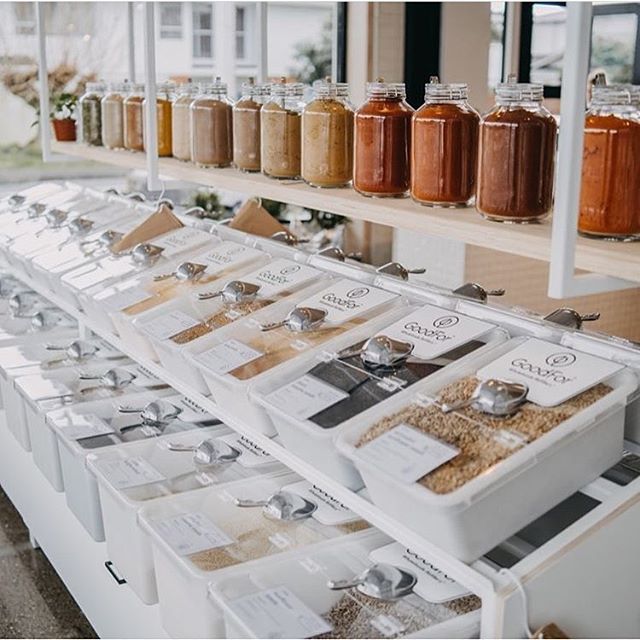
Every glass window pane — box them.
[488,2,506,87]
[236,34,245,59]
[236,7,245,31]
[530,4,567,87]
[160,3,181,27]
[591,13,638,83]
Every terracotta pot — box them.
[51,118,77,142]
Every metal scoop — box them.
[31,309,74,331]
[270,230,309,246]
[260,306,327,332]
[153,261,208,282]
[131,243,165,267]
[453,282,506,302]
[8,291,42,317]
[198,280,261,302]
[0,277,23,299]
[118,398,183,423]
[44,208,69,228]
[68,216,95,237]
[440,378,529,417]
[80,229,124,254]
[315,247,363,262]
[376,262,426,281]
[43,340,105,367]
[167,439,241,466]
[7,194,26,210]
[544,308,600,330]
[78,367,137,395]
[339,335,414,369]
[235,490,317,522]
[327,563,417,600]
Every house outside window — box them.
[160,3,182,39]
[236,5,252,61]
[192,3,214,60]
[14,2,36,35]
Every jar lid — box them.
[176,82,197,96]
[107,81,129,93]
[270,78,305,98]
[608,83,640,106]
[366,79,406,99]
[591,85,633,106]
[201,76,228,96]
[313,80,349,98]
[424,76,468,101]
[241,78,271,97]
[85,82,106,94]
[495,76,543,102]
[126,82,145,93]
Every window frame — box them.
[192,3,214,62]
[14,2,36,35]
[234,4,255,63]
[159,2,183,40]
[518,2,640,98]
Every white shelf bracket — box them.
[142,2,161,192]
[548,2,636,299]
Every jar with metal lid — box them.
[233,79,270,172]
[261,79,305,179]
[579,85,640,240]
[302,80,354,188]
[191,78,234,168]
[143,82,176,157]
[123,82,145,152]
[476,77,557,222]
[101,82,127,149]
[172,83,197,161]
[411,77,480,206]
[353,80,414,197]
[79,82,106,146]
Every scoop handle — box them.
[327,576,365,591]
[197,290,223,301]
[234,498,268,508]
[167,442,198,453]
[439,397,475,414]
[259,319,286,332]
[153,272,176,282]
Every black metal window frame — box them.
[519,2,640,98]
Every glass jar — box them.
[411,77,480,206]
[476,78,557,222]
[233,79,270,172]
[579,86,640,240]
[123,83,145,152]
[302,81,354,188]
[172,83,197,162]
[190,78,234,168]
[261,79,305,179]
[79,82,105,146]
[353,80,413,197]
[143,82,175,157]
[101,82,127,149]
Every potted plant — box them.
[50,92,78,141]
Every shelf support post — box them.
[127,2,136,83]
[142,1,162,192]
[257,3,268,83]
[36,2,52,163]
[548,2,636,298]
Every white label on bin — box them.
[140,310,200,341]
[242,259,321,297]
[60,415,115,441]
[369,542,470,603]
[357,424,459,484]
[284,480,360,525]
[198,241,263,269]
[227,586,332,639]
[101,285,152,312]
[377,304,495,360]
[172,395,212,422]
[196,339,263,375]
[94,456,165,489]
[265,374,348,420]
[65,258,136,290]
[153,511,234,556]
[477,337,624,406]
[298,279,397,324]
[269,532,292,549]
[219,433,275,467]
[154,227,209,257]
[370,614,405,637]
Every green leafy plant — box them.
[188,190,225,220]
[50,92,78,120]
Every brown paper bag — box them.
[229,198,288,238]
[111,204,184,254]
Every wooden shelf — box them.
[52,141,640,284]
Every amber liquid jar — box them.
[172,84,196,162]
[233,80,270,172]
[302,82,354,188]
[353,81,413,197]
[411,80,479,206]
[101,83,126,149]
[143,83,175,157]
[261,81,305,179]
[579,86,640,240]
[191,79,233,168]
[123,83,145,152]
[476,81,557,222]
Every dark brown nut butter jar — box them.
[476,78,557,222]
[353,80,414,197]
[411,77,480,206]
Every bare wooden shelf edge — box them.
[52,141,640,284]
